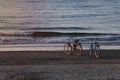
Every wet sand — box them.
[0,50,119,65]
[0,50,120,80]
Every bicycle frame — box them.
[64,37,82,55]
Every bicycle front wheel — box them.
[95,46,100,58]
[64,43,72,55]
[75,44,82,56]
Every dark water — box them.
[0,0,120,46]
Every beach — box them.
[0,50,120,80]
[0,0,120,79]
[0,50,120,65]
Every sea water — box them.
[0,0,120,51]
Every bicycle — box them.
[64,37,82,55]
[89,41,100,58]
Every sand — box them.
[0,50,119,80]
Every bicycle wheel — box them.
[95,46,100,58]
[75,44,82,56]
[64,43,72,55]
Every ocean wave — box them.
[22,27,86,30]
[0,31,119,37]
[30,31,119,37]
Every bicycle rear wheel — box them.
[75,44,82,56]
[95,46,100,58]
[64,43,72,55]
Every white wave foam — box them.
[0,44,119,51]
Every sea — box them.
[0,0,120,51]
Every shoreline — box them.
[0,44,120,51]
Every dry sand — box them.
[0,50,119,80]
